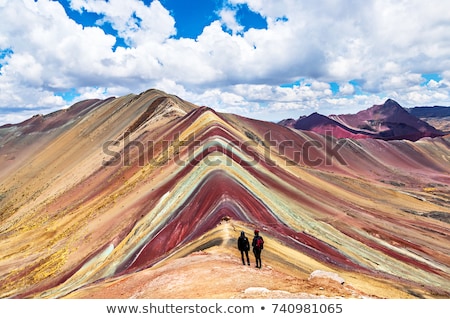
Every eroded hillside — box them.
[0,89,449,299]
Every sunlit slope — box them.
[62,221,421,299]
[0,89,449,298]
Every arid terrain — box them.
[0,89,449,299]
[60,221,427,300]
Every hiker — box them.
[237,231,250,265]
[252,229,264,268]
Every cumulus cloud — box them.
[70,0,176,45]
[219,8,244,35]
[0,0,450,125]
[338,83,355,96]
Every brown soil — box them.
[64,248,392,299]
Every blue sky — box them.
[1,0,450,125]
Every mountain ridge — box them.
[1,89,449,299]
[407,105,450,133]
[280,99,447,141]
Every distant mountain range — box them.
[407,105,450,133]
[408,105,450,118]
[279,99,449,141]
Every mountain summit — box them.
[282,99,445,141]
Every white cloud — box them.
[219,8,244,35]
[339,83,355,96]
[70,0,176,45]
[379,73,424,91]
[6,53,44,86]
[1,0,450,125]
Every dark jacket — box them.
[237,232,250,251]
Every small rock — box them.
[244,287,270,294]
[309,270,345,284]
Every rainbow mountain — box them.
[0,89,449,298]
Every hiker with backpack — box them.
[252,229,264,268]
[237,231,251,265]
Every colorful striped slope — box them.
[0,89,449,298]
